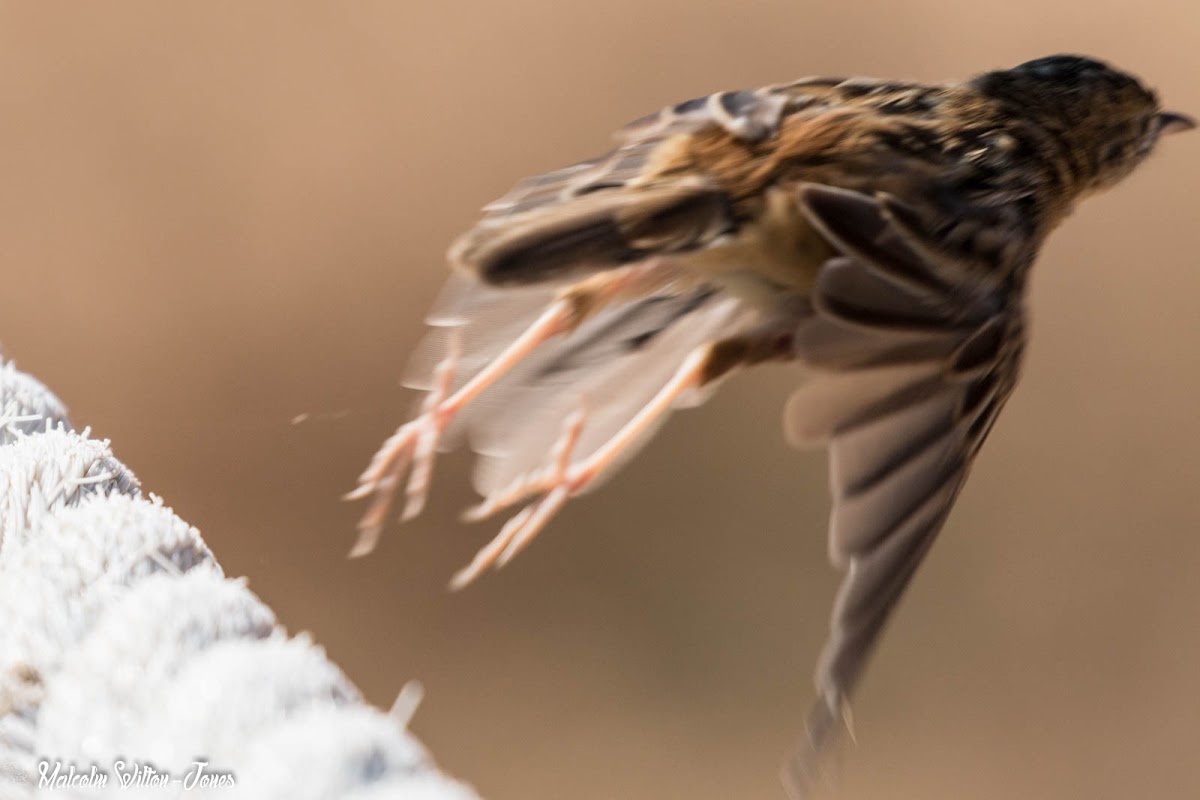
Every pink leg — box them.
[449,325,798,586]
[449,346,715,588]
[348,261,681,557]
[347,301,573,557]
[448,401,588,589]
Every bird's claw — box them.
[450,402,590,589]
[347,334,460,557]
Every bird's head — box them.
[972,54,1193,193]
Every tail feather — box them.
[465,289,748,496]
[403,271,754,498]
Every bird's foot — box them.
[346,331,462,556]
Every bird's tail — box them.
[404,270,755,497]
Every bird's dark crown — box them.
[1009,55,1141,89]
[969,54,1181,193]
[973,55,1154,105]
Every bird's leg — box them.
[450,325,796,588]
[347,260,681,557]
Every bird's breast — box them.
[673,184,836,308]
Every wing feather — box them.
[784,185,1027,795]
[449,87,819,286]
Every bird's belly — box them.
[674,185,836,308]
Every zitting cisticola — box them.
[348,54,1193,795]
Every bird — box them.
[346,54,1193,796]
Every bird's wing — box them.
[408,85,838,494]
[783,185,1028,793]
[487,87,794,219]
[448,85,839,286]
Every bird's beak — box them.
[1157,111,1197,135]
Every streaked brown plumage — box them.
[350,55,1193,796]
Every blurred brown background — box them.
[0,2,1196,798]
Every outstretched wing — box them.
[415,86,829,493]
[447,86,824,286]
[783,185,1028,794]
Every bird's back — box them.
[447,76,1042,297]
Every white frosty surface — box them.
[0,358,477,800]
